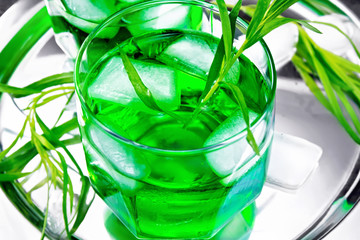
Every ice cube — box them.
[87,125,151,180]
[266,132,322,191]
[88,56,181,112]
[62,0,116,22]
[204,110,264,177]
[124,4,202,35]
[61,0,120,36]
[157,34,240,82]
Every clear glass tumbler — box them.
[74,0,276,239]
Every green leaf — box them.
[54,91,76,127]
[0,118,79,173]
[246,0,271,38]
[0,6,51,99]
[59,152,71,239]
[12,72,74,98]
[292,55,332,111]
[40,183,51,240]
[0,117,28,161]
[334,85,360,135]
[0,83,40,96]
[327,50,360,73]
[200,0,243,105]
[295,27,360,143]
[310,21,360,59]
[27,177,49,194]
[296,20,322,34]
[220,82,260,155]
[70,177,94,235]
[216,0,232,60]
[265,0,300,22]
[0,172,32,182]
[118,49,162,111]
[35,113,84,177]
[34,91,74,109]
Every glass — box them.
[44,0,153,58]
[74,0,276,239]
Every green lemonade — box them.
[81,30,272,238]
[79,29,273,239]
[44,0,202,57]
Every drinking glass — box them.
[74,0,276,239]
[44,0,199,58]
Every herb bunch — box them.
[0,73,94,239]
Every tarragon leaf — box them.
[70,177,94,235]
[0,83,40,96]
[201,0,243,104]
[294,27,360,143]
[118,49,162,112]
[0,172,32,182]
[13,72,74,98]
[216,0,232,60]
[220,82,260,155]
[265,0,300,22]
[246,0,271,39]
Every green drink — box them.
[44,0,201,57]
[75,1,276,239]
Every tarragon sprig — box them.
[0,72,94,239]
[191,0,319,154]
[293,26,360,143]
[241,1,360,144]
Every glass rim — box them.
[74,0,277,155]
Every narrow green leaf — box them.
[0,172,32,182]
[310,21,360,59]
[36,134,55,150]
[35,113,84,177]
[216,0,232,60]
[327,50,360,73]
[24,72,74,90]
[0,6,51,99]
[246,129,260,155]
[201,0,243,104]
[40,183,51,240]
[0,118,79,173]
[118,49,162,111]
[54,91,76,127]
[220,82,260,155]
[70,177,95,235]
[0,83,40,96]
[246,18,320,51]
[12,72,74,98]
[240,5,256,17]
[27,177,49,194]
[246,0,271,38]
[320,51,360,101]
[293,55,332,111]
[265,0,300,22]
[0,117,28,160]
[295,20,322,34]
[302,28,360,143]
[34,91,74,109]
[59,152,71,239]
[62,136,81,146]
[334,85,360,135]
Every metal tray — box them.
[1,0,360,239]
